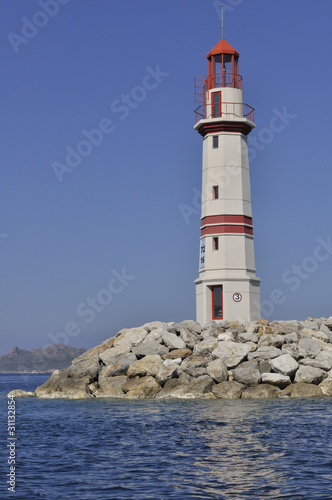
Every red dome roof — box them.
[207,39,240,59]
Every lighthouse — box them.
[194,35,261,324]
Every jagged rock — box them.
[142,321,167,332]
[176,320,202,334]
[7,390,35,397]
[238,331,259,343]
[113,327,148,351]
[283,333,299,344]
[270,321,301,334]
[248,346,282,361]
[302,328,330,342]
[298,337,321,358]
[299,352,332,371]
[132,341,169,358]
[258,334,284,348]
[181,354,208,378]
[301,319,320,331]
[217,332,235,342]
[206,358,228,383]
[127,355,163,378]
[142,329,163,344]
[156,379,195,399]
[161,332,186,350]
[258,325,274,336]
[186,375,215,395]
[233,361,261,386]
[162,348,192,360]
[319,379,332,396]
[67,354,101,379]
[281,383,323,398]
[212,381,245,399]
[256,318,270,326]
[258,360,272,374]
[294,365,327,385]
[270,354,298,377]
[101,353,137,377]
[242,384,281,399]
[99,347,129,366]
[36,369,92,399]
[97,375,127,397]
[156,360,180,385]
[212,341,251,368]
[316,339,332,352]
[123,376,161,398]
[179,328,200,349]
[261,373,290,388]
[324,317,332,331]
[281,343,301,359]
[193,338,218,356]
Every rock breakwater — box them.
[33,317,332,399]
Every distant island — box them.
[0,344,86,373]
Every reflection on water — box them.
[0,376,331,499]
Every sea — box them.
[1,373,332,500]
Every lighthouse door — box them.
[212,286,223,320]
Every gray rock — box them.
[212,381,244,399]
[304,329,331,342]
[212,341,251,368]
[238,331,259,343]
[142,321,167,332]
[123,376,161,398]
[281,382,323,398]
[97,375,127,397]
[36,370,92,399]
[258,334,284,348]
[299,351,332,371]
[294,365,327,385]
[156,361,180,385]
[127,354,163,378]
[142,329,163,344]
[67,355,101,379]
[261,373,291,388]
[301,319,320,331]
[113,327,148,351]
[161,332,186,350]
[186,375,215,395]
[193,339,218,356]
[184,367,208,378]
[248,346,282,361]
[258,360,272,374]
[298,337,321,358]
[283,333,299,344]
[177,320,202,334]
[101,353,137,377]
[99,347,129,366]
[156,379,194,399]
[217,332,235,342]
[270,354,298,377]
[241,384,281,399]
[7,390,35,398]
[319,379,332,396]
[233,361,261,386]
[269,321,301,334]
[281,343,301,360]
[206,358,228,383]
[132,342,169,358]
[181,354,208,370]
[179,328,200,349]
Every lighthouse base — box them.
[195,277,260,325]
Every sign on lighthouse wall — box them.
[194,37,261,324]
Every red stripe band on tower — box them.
[201,215,252,226]
[196,121,253,137]
[201,225,253,236]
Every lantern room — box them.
[206,39,241,90]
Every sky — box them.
[1,0,332,355]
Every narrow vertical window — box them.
[212,286,223,319]
[213,135,219,149]
[213,186,219,199]
[213,237,219,251]
[212,92,221,118]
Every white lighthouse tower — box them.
[194,35,261,324]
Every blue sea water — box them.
[1,374,332,500]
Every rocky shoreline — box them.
[9,317,332,400]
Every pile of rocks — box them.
[32,317,332,399]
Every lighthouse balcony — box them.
[194,102,254,124]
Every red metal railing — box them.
[194,102,255,124]
[194,73,243,103]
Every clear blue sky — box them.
[1,0,331,355]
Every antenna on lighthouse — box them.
[221,4,224,39]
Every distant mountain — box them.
[0,344,86,373]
